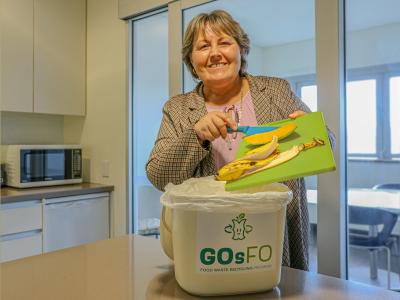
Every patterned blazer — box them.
[146,74,335,271]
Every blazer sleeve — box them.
[146,100,210,191]
[271,78,336,150]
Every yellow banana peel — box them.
[215,159,257,181]
[241,136,278,160]
[216,138,325,182]
[215,150,280,181]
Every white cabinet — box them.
[1,233,42,262]
[34,0,86,115]
[43,193,110,252]
[0,0,34,113]
[1,192,110,262]
[0,0,86,116]
[0,200,43,262]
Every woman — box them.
[146,10,334,271]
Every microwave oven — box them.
[2,145,82,188]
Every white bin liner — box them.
[161,176,293,213]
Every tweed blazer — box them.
[146,74,335,270]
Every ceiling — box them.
[185,0,400,47]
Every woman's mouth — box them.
[207,63,227,68]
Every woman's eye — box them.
[198,44,209,49]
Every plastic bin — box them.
[160,176,292,296]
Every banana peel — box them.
[240,136,278,160]
[215,150,280,181]
[216,138,325,182]
[215,159,257,181]
[216,136,279,181]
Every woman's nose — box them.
[209,45,222,60]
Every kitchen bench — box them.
[1,234,399,299]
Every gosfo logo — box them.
[199,213,272,265]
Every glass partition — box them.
[345,0,400,289]
[131,10,168,235]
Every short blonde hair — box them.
[182,10,250,80]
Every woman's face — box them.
[191,25,241,87]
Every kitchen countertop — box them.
[0,183,114,204]
[1,235,398,300]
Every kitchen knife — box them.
[227,125,279,136]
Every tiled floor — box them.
[308,225,400,290]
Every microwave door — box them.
[44,149,67,180]
[21,150,44,182]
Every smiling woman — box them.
[145,10,334,272]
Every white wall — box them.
[347,23,400,68]
[263,23,400,77]
[1,112,64,145]
[64,0,128,236]
[263,39,316,77]
[246,43,264,76]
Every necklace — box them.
[224,88,244,150]
[202,79,245,151]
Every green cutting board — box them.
[225,112,336,191]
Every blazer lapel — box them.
[246,74,273,125]
[186,84,208,126]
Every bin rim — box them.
[160,177,293,212]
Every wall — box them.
[64,0,128,236]
[1,112,64,146]
[264,23,400,76]
[246,43,264,76]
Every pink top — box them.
[206,91,258,170]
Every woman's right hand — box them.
[194,112,237,143]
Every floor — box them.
[308,224,400,291]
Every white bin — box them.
[160,176,292,296]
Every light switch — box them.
[101,160,110,177]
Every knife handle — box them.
[227,126,248,133]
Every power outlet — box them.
[101,160,110,177]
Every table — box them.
[307,189,400,234]
[1,235,399,299]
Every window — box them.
[346,79,376,154]
[390,76,400,155]
[300,85,317,112]
[291,65,400,160]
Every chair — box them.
[348,206,398,289]
[373,183,400,255]
[373,183,400,190]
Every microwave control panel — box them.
[72,149,82,178]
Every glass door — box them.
[345,0,400,289]
[131,10,169,235]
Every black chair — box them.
[348,206,398,289]
[373,183,400,255]
[373,183,400,190]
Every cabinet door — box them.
[0,0,34,112]
[34,0,86,116]
[1,232,42,262]
[0,201,42,235]
[43,193,110,252]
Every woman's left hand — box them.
[289,110,307,119]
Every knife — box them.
[227,125,279,136]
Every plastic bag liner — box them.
[160,176,293,213]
